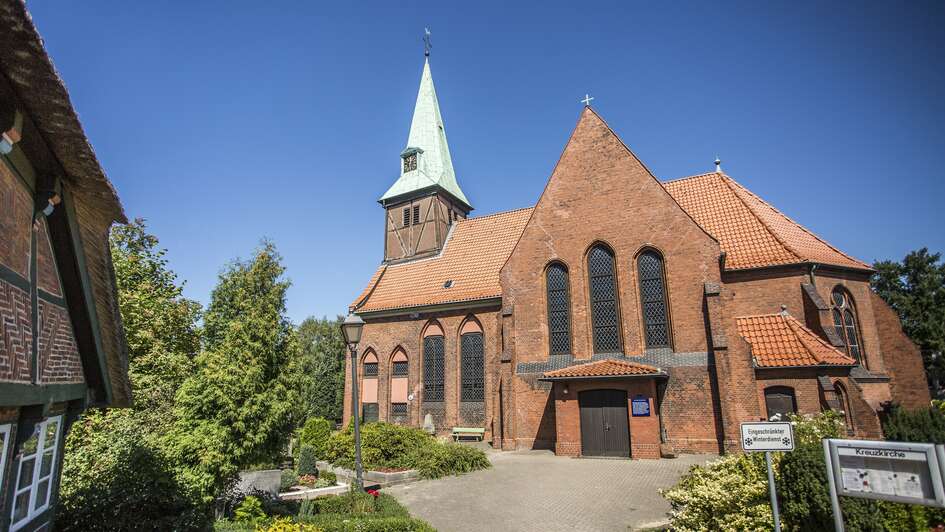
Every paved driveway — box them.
[387,450,715,532]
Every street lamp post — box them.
[341,312,366,490]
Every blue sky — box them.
[27,1,945,323]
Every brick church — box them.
[343,55,929,458]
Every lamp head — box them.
[341,312,365,347]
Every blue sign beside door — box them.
[631,395,650,417]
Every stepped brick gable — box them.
[344,56,929,459]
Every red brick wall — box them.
[870,292,930,410]
[0,280,32,382]
[343,306,501,437]
[37,299,83,384]
[661,366,722,453]
[552,379,661,459]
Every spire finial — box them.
[714,156,722,174]
[581,93,594,107]
[423,27,432,57]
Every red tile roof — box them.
[351,207,533,313]
[664,173,870,271]
[736,312,856,368]
[542,359,662,379]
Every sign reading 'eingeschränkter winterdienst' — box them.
[825,439,945,507]
[740,422,795,452]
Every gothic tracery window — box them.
[831,287,864,365]
[460,330,484,402]
[588,244,621,353]
[637,250,671,349]
[546,263,571,355]
[423,326,445,402]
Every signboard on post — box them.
[741,421,795,452]
[824,439,945,508]
[741,422,795,532]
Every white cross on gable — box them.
[581,94,594,106]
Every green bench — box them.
[451,427,485,442]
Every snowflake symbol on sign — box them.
[782,437,790,446]
[744,437,753,447]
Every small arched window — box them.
[390,349,408,422]
[764,386,797,421]
[422,323,445,402]
[588,244,621,353]
[361,351,379,423]
[460,320,485,403]
[546,263,571,355]
[831,287,864,365]
[637,250,671,349]
[834,381,854,433]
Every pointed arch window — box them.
[831,287,864,365]
[834,381,854,434]
[637,250,671,349]
[390,350,409,423]
[423,324,445,402]
[361,351,379,423]
[461,321,485,402]
[588,244,621,353]
[546,263,571,355]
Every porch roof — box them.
[540,359,666,381]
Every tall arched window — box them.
[460,320,485,402]
[422,322,445,402]
[588,244,621,353]
[831,287,864,365]
[764,386,796,421]
[637,250,671,349]
[390,349,408,423]
[546,263,571,355]
[361,351,379,423]
[834,381,854,434]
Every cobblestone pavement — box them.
[386,450,715,532]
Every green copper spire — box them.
[380,57,471,209]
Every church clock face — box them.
[403,153,417,172]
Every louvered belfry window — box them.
[423,335,445,402]
[546,263,571,355]
[588,245,621,353]
[461,332,485,402]
[637,250,671,349]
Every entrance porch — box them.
[540,359,666,459]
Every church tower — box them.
[379,56,472,263]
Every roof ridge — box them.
[723,175,870,269]
[719,175,804,264]
[465,205,535,223]
[662,171,724,185]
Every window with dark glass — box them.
[391,403,408,416]
[363,360,378,377]
[413,205,421,225]
[546,263,571,355]
[423,335,445,402]
[393,360,408,376]
[362,403,379,423]
[764,387,797,421]
[461,332,485,402]
[403,208,410,227]
[637,250,671,349]
[835,383,854,433]
[588,245,621,353]
[831,288,863,364]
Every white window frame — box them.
[10,415,63,531]
[0,424,10,489]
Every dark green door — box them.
[579,389,630,457]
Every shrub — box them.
[297,491,408,518]
[234,496,265,523]
[662,453,773,531]
[295,515,435,531]
[57,410,209,531]
[280,469,299,491]
[322,422,489,478]
[320,470,337,484]
[297,445,318,476]
[300,417,334,458]
[414,442,492,479]
[882,404,945,444]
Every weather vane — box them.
[424,27,432,57]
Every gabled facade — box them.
[0,2,130,529]
[345,55,928,459]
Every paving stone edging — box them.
[315,460,420,487]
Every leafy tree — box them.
[297,316,346,421]
[109,219,202,416]
[170,242,307,501]
[59,219,207,529]
[872,248,945,397]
